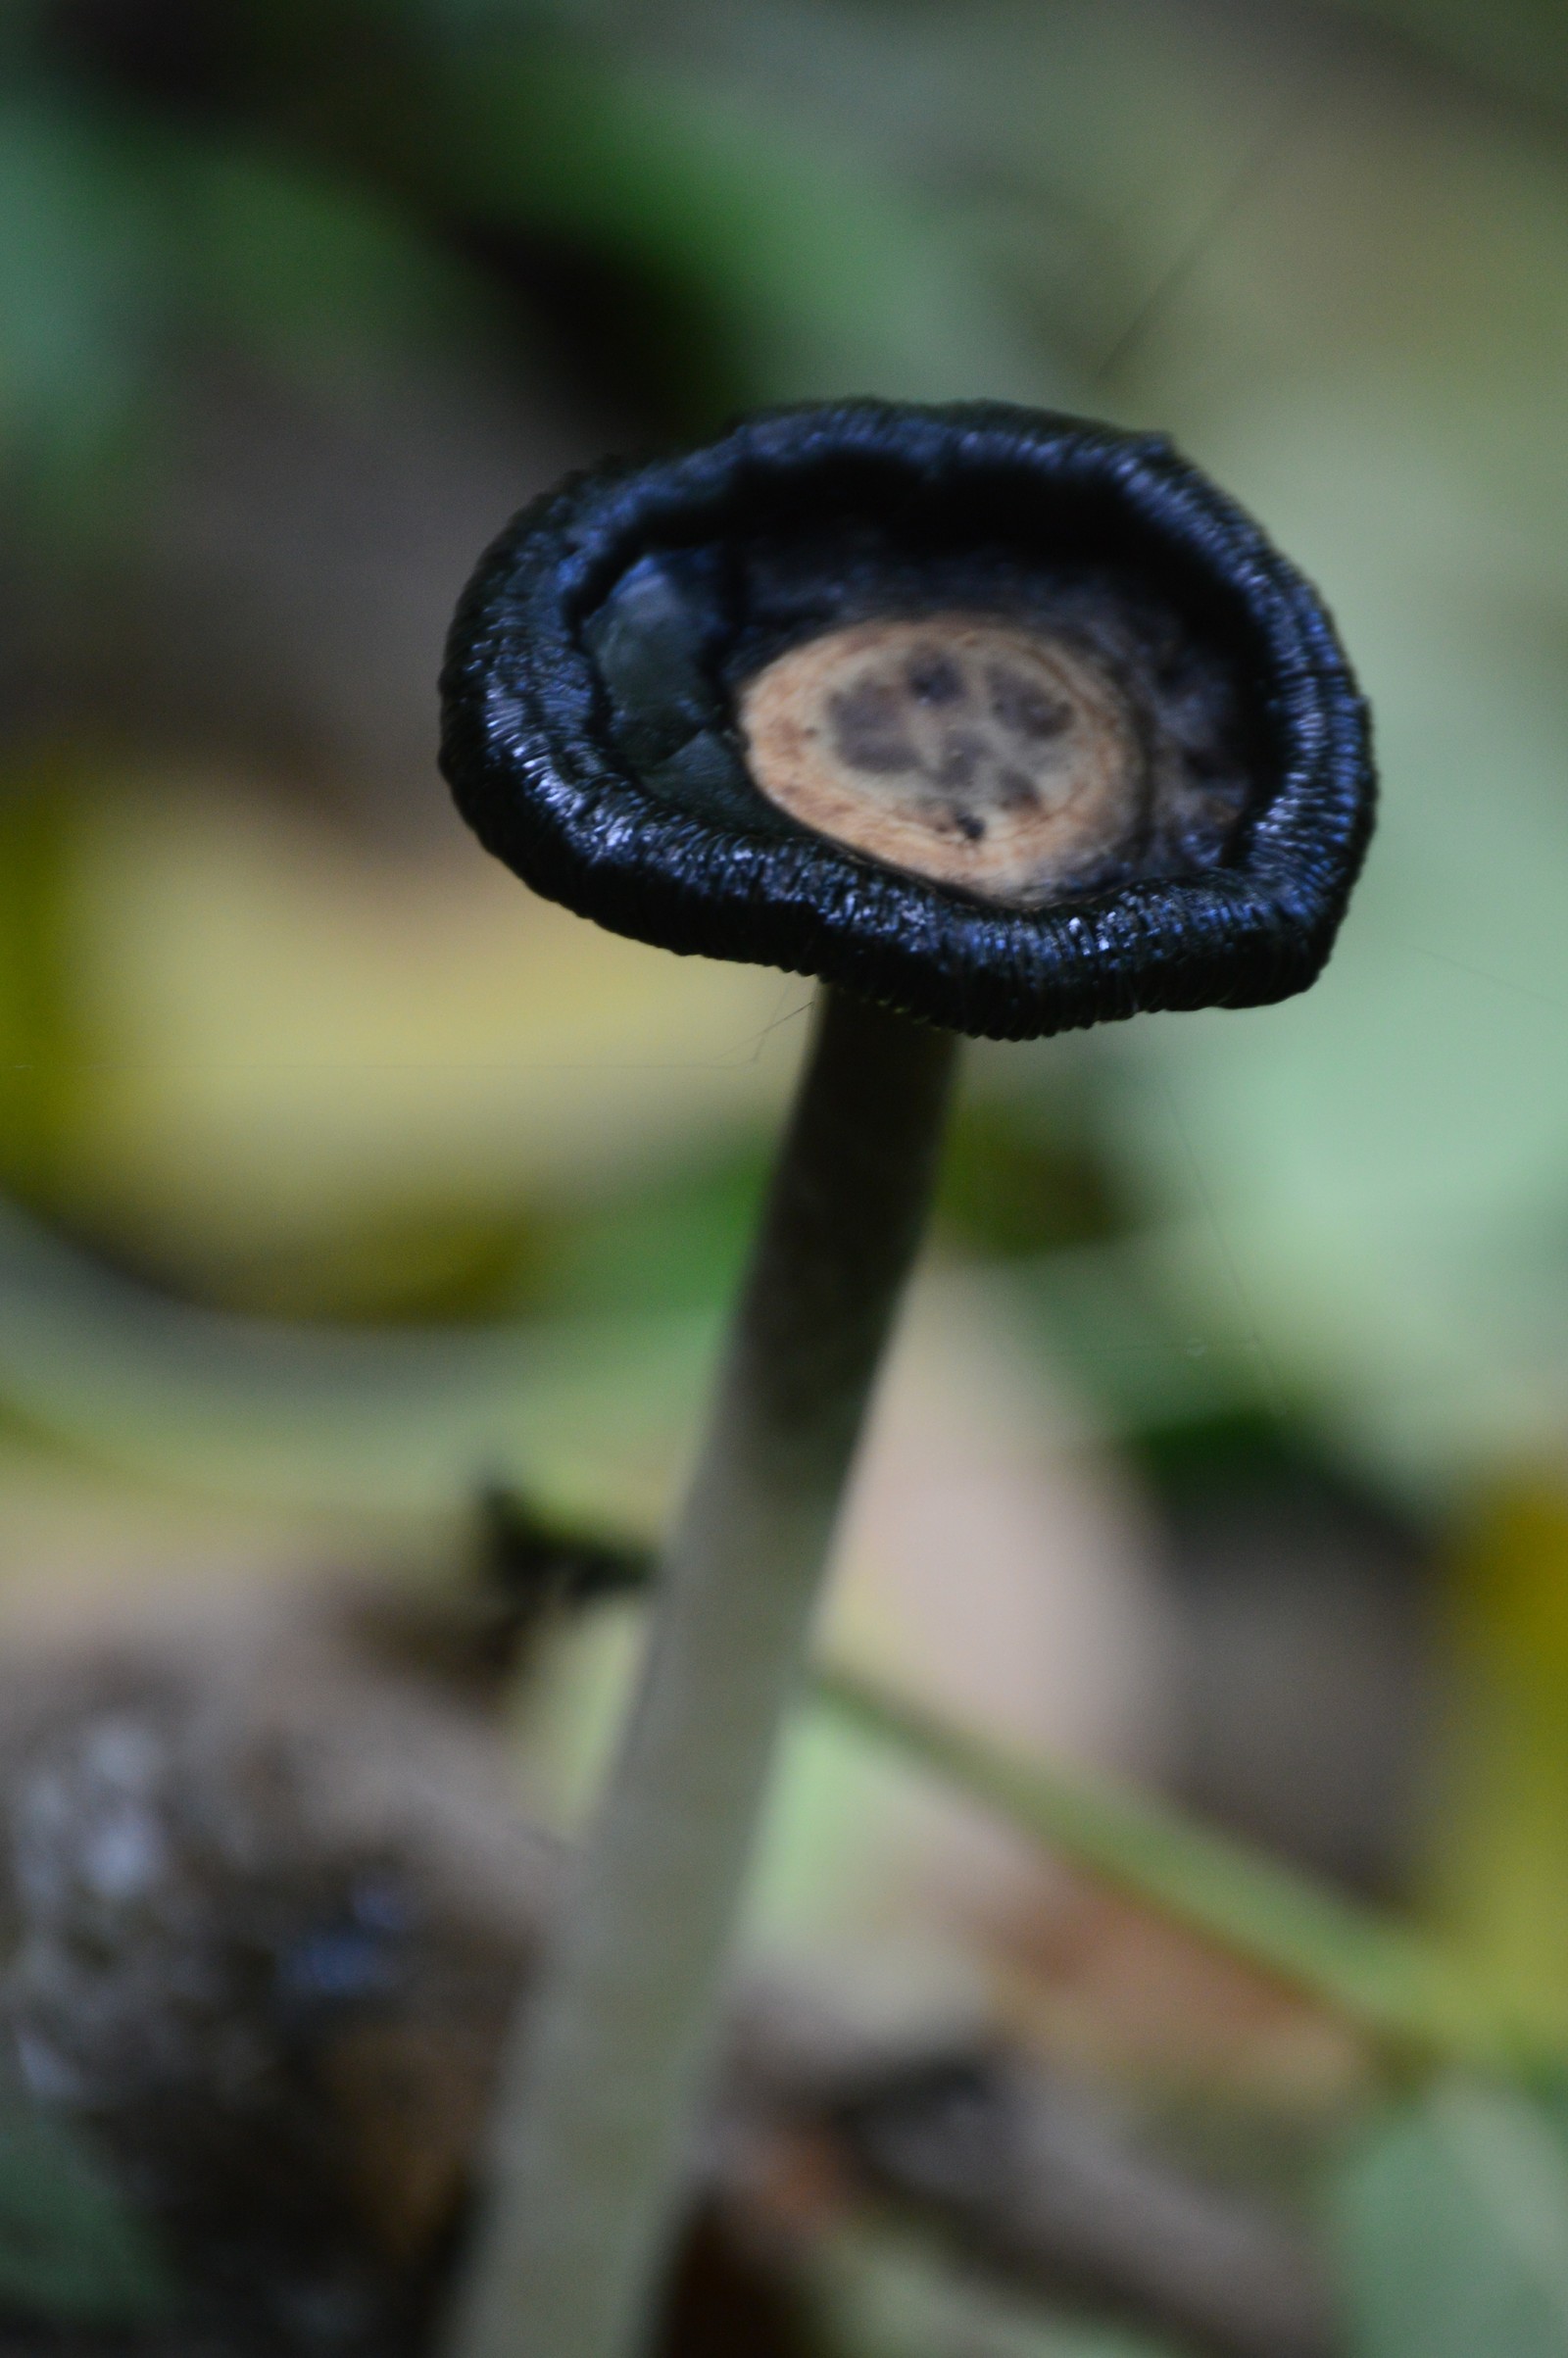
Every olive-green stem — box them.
[812,1662,1502,2069]
[443,985,959,2358]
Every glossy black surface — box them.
[440,401,1375,1040]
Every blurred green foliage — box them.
[1342,0,1568,118]
[808,2221,1179,2358]
[0,2074,173,2326]
[7,0,1568,1494]
[0,772,80,1206]
[1333,2077,1568,2358]
[1426,1492,1568,2047]
[819,1663,1497,2063]
[0,0,1043,517]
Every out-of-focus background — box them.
[5,4,1568,2354]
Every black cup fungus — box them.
[441,400,1375,1039]
[436,398,1377,2358]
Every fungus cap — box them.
[440,401,1374,1041]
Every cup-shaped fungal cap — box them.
[441,401,1374,1041]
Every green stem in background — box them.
[444,987,959,2358]
[813,1662,1503,2070]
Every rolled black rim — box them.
[440,400,1375,1042]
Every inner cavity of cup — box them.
[581,508,1264,907]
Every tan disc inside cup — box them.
[738,614,1144,908]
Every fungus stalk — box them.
[447,986,958,2358]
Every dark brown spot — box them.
[995,768,1040,812]
[905,649,964,706]
[828,677,917,773]
[934,729,986,792]
[988,663,1071,743]
[953,810,986,842]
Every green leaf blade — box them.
[1333,2079,1568,2358]
[0,2086,174,2327]
[815,1662,1497,2064]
